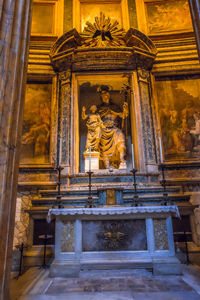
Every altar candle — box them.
[59,137,62,166]
[159,137,163,164]
[131,144,135,169]
[89,145,91,171]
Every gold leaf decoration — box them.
[81,12,126,47]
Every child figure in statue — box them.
[82,105,103,152]
[190,113,200,150]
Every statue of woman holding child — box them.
[82,85,129,169]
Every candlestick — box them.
[159,137,163,164]
[131,144,135,169]
[59,137,62,166]
[89,145,91,171]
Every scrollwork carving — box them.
[59,69,71,85]
[137,68,150,83]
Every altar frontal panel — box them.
[82,219,147,251]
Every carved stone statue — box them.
[82,105,103,152]
[82,86,129,169]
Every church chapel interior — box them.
[1,0,200,298]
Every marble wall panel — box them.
[61,221,75,252]
[31,3,54,34]
[154,219,168,250]
[13,195,32,248]
[80,2,122,32]
[64,0,73,32]
[82,219,147,251]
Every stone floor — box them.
[10,266,200,300]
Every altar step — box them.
[31,196,99,207]
[30,185,190,208]
[69,173,159,186]
[38,186,181,196]
[50,257,182,277]
[80,259,153,271]
[122,193,190,205]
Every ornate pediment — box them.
[50,14,157,72]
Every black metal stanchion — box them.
[183,227,190,265]
[52,165,64,209]
[85,170,95,208]
[15,243,27,278]
[38,234,53,268]
[160,163,168,205]
[131,169,139,207]
[160,163,172,206]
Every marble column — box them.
[136,68,157,173]
[59,70,71,175]
[0,0,32,298]
[188,0,200,59]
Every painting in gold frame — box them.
[20,83,52,164]
[145,0,193,35]
[155,76,200,161]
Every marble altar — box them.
[47,206,182,277]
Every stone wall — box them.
[13,194,32,248]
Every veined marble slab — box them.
[47,205,180,222]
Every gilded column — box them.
[188,0,200,59]
[137,68,157,173]
[59,70,72,175]
[0,0,32,298]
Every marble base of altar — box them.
[47,206,182,277]
[84,151,100,171]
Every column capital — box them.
[59,69,71,85]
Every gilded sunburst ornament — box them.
[81,12,126,47]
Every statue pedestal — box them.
[84,151,100,171]
[119,162,127,170]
